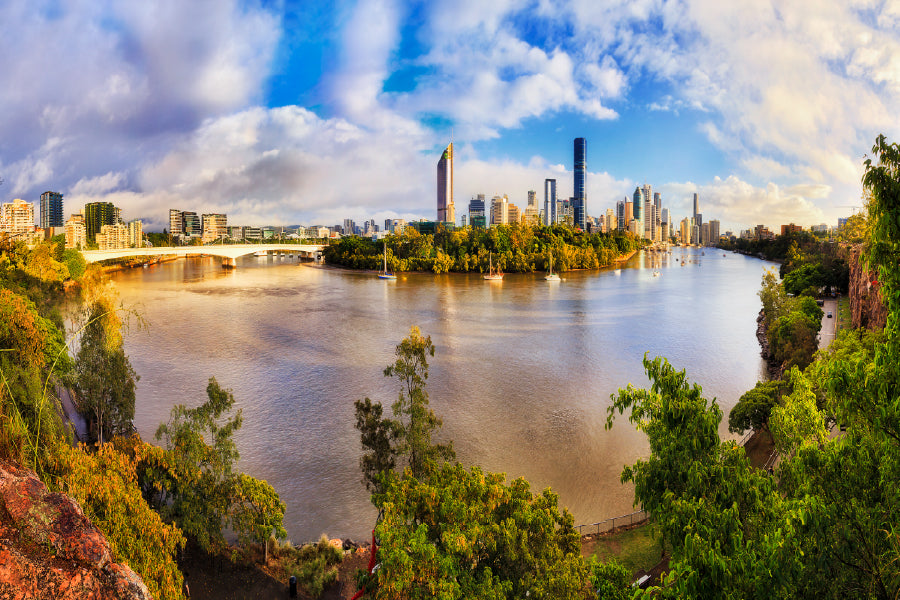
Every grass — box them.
[836,296,851,331]
[584,525,664,576]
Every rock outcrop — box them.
[0,460,151,600]
[849,245,887,331]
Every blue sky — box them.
[1,0,899,232]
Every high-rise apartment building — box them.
[83,202,118,240]
[693,193,700,221]
[95,223,128,250]
[543,179,557,225]
[437,143,455,224]
[169,209,184,238]
[573,138,586,230]
[527,190,537,208]
[201,213,227,243]
[127,219,143,248]
[65,213,86,249]
[182,211,201,238]
[0,199,36,237]
[508,203,521,224]
[40,191,64,230]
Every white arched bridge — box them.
[81,243,326,268]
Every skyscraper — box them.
[84,202,117,240]
[437,143,455,224]
[544,179,557,225]
[40,191,63,229]
[169,209,184,238]
[573,138,586,230]
[632,187,642,230]
[693,193,700,220]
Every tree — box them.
[728,379,785,435]
[73,297,138,444]
[140,377,287,556]
[371,463,597,599]
[355,326,455,492]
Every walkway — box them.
[56,384,88,444]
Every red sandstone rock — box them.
[0,460,152,600]
[849,244,887,331]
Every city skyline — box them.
[0,2,898,233]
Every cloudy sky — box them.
[2,0,899,232]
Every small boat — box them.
[545,251,560,281]
[652,271,661,277]
[377,241,396,280]
[484,252,503,281]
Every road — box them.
[818,298,838,350]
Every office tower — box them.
[680,218,690,244]
[625,200,633,226]
[343,219,355,235]
[527,190,537,208]
[40,191,63,230]
[616,200,626,230]
[573,138,586,229]
[544,179,557,225]
[701,222,710,246]
[65,213,86,249]
[632,187,642,228]
[709,220,720,245]
[468,195,485,218]
[437,143,455,223]
[84,202,117,240]
[508,203,521,224]
[605,208,615,233]
[490,195,508,225]
[693,193,700,221]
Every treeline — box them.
[324,223,642,273]
[0,237,331,599]
[720,228,852,294]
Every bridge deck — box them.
[82,244,325,264]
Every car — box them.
[816,299,824,307]
[827,312,833,318]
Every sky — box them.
[2,0,899,233]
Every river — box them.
[112,247,770,543]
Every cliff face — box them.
[849,245,887,331]
[0,460,152,600]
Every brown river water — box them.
[110,247,769,543]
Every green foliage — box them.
[140,377,287,556]
[768,367,827,456]
[759,270,823,371]
[73,297,138,444]
[355,326,455,493]
[607,356,803,599]
[325,224,641,273]
[48,439,186,600]
[728,379,786,434]
[0,287,68,466]
[589,559,632,600]
[782,262,826,296]
[372,463,593,599]
[61,248,86,280]
[278,535,343,598]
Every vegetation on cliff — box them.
[325,223,642,273]
[0,236,288,599]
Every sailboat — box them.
[377,242,396,280]
[484,252,503,281]
[544,251,560,281]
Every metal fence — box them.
[575,509,649,537]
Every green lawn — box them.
[585,525,663,576]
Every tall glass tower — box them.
[544,178,557,225]
[40,191,64,229]
[573,138,586,229]
[437,143,455,224]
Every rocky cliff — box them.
[849,245,887,331]
[0,460,152,600]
